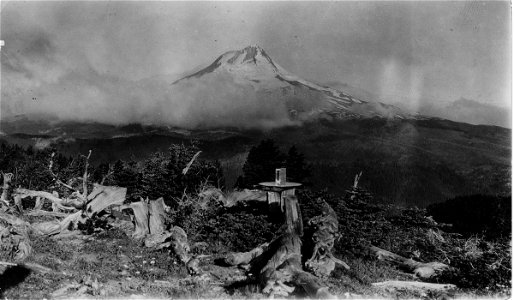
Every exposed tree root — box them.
[305,200,350,277]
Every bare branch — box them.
[353,171,362,189]
[82,150,92,198]
[182,151,201,175]
[100,164,114,185]
[48,152,81,193]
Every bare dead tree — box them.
[81,150,92,199]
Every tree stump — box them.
[1,173,13,205]
[225,195,334,298]
[124,197,198,275]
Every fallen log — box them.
[369,245,450,279]
[0,261,53,273]
[14,188,84,210]
[32,221,62,236]
[372,280,456,291]
[25,210,69,218]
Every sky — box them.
[0,1,511,127]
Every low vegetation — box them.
[0,140,510,298]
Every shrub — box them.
[427,194,511,239]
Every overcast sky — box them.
[0,1,511,125]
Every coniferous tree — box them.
[139,143,224,205]
[110,159,141,201]
[241,139,286,188]
[285,145,311,184]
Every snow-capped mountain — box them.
[173,45,407,121]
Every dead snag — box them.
[369,245,450,279]
[0,172,13,205]
[305,200,349,277]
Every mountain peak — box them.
[222,44,273,66]
[171,45,410,121]
[243,44,264,52]
[175,45,277,82]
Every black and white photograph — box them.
[0,1,511,298]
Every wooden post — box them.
[283,194,303,235]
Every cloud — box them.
[0,1,510,128]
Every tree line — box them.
[0,139,310,206]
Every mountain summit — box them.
[171,45,407,127]
[176,45,279,81]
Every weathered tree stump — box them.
[1,172,14,205]
[123,197,198,275]
[225,195,334,298]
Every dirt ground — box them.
[0,224,460,299]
